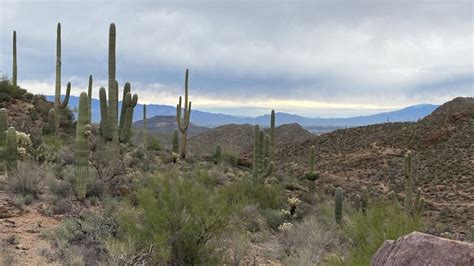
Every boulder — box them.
[371,231,474,266]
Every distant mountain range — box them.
[47,95,438,128]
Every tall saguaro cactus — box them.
[253,125,274,179]
[269,110,276,160]
[75,92,91,200]
[176,69,192,159]
[335,187,343,225]
[53,23,71,136]
[0,109,7,175]
[99,24,138,145]
[12,31,17,87]
[6,127,18,175]
[88,75,93,123]
[143,104,147,146]
[403,152,413,215]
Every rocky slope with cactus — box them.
[275,97,474,238]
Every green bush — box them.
[146,135,161,151]
[339,202,424,265]
[118,172,236,264]
[222,177,283,210]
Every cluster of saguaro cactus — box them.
[176,69,192,159]
[143,104,147,146]
[335,187,343,224]
[0,109,7,175]
[172,129,179,154]
[50,23,71,136]
[75,93,91,200]
[389,151,425,216]
[12,31,17,88]
[99,24,138,145]
[252,124,274,179]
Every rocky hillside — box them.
[133,115,209,137]
[188,123,314,156]
[275,97,473,237]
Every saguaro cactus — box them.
[253,125,274,179]
[0,109,7,175]
[269,110,276,160]
[12,31,17,87]
[143,104,147,146]
[75,92,91,200]
[88,75,93,123]
[403,152,413,215]
[172,129,179,154]
[309,145,315,173]
[176,69,192,159]
[99,24,138,144]
[53,23,71,135]
[335,187,343,225]
[6,127,18,174]
[252,125,260,178]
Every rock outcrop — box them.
[371,231,474,266]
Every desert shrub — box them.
[7,161,51,198]
[222,151,239,167]
[0,92,11,102]
[339,202,424,265]
[222,177,283,210]
[146,135,161,151]
[117,172,236,264]
[263,209,287,231]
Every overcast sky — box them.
[0,0,472,117]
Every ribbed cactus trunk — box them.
[6,127,17,175]
[108,23,119,146]
[176,69,192,159]
[0,109,7,175]
[12,31,17,88]
[252,125,260,179]
[88,75,93,123]
[309,145,315,173]
[75,92,90,200]
[53,23,71,136]
[269,110,275,161]
[257,129,264,176]
[143,104,147,146]
[403,152,413,216]
[172,129,179,154]
[335,187,343,225]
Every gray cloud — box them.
[0,0,472,116]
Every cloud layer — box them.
[1,0,472,116]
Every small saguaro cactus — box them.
[88,75,93,123]
[335,187,343,225]
[0,109,7,175]
[76,98,92,193]
[75,92,91,200]
[53,23,71,136]
[12,31,17,87]
[388,152,425,217]
[6,127,18,174]
[176,69,192,159]
[215,145,221,165]
[143,104,147,146]
[403,151,413,216]
[309,145,315,173]
[253,125,274,179]
[172,129,179,154]
[269,110,276,161]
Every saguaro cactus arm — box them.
[12,31,17,87]
[88,75,93,123]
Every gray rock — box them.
[371,231,474,266]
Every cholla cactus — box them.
[278,222,293,232]
[335,187,343,225]
[75,92,91,200]
[15,131,32,160]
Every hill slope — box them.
[275,97,474,235]
[188,123,314,156]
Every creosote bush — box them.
[7,161,51,198]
